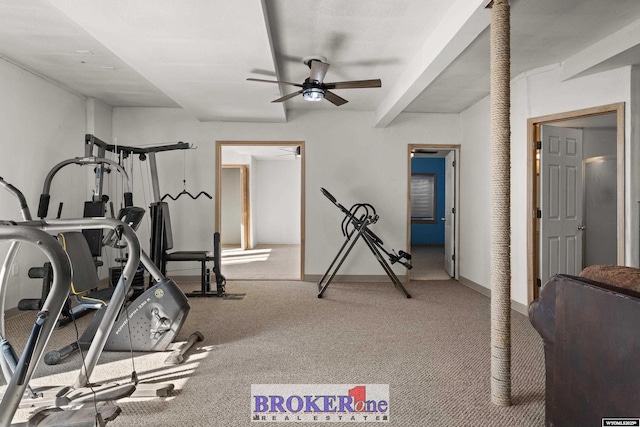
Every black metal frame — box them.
[317,188,412,298]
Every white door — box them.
[444,151,456,277]
[539,125,584,282]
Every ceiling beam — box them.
[374,0,490,128]
[560,17,640,81]
[260,0,287,121]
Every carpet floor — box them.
[3,278,545,426]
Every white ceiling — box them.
[2,0,640,126]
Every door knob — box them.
[441,218,446,222]
[577,225,586,230]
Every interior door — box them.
[444,151,456,277]
[539,125,584,282]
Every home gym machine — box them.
[31,159,200,364]
[1,177,200,426]
[37,135,135,256]
[36,135,146,304]
[82,134,232,298]
[317,188,412,298]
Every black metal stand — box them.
[317,188,412,298]
[184,232,245,300]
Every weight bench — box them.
[165,250,215,296]
[151,201,230,297]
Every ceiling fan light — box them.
[302,87,324,101]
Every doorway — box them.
[407,144,460,281]
[528,103,624,302]
[216,141,305,280]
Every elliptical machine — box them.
[0,176,201,426]
[5,174,199,365]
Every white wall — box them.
[459,96,492,288]
[219,151,301,247]
[458,64,634,306]
[3,56,636,310]
[583,128,616,159]
[112,108,460,278]
[0,59,91,308]
[253,159,301,245]
[221,168,242,245]
[517,66,633,304]
[3,55,635,310]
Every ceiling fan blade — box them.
[247,78,302,88]
[272,90,303,103]
[309,60,330,83]
[324,79,382,89]
[324,91,348,106]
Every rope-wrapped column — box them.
[489,0,512,406]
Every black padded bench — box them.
[164,250,213,296]
[150,201,225,297]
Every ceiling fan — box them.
[247,56,381,106]
[277,146,301,158]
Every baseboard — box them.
[458,276,491,298]
[458,276,529,316]
[304,274,406,283]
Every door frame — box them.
[407,144,461,280]
[527,102,624,302]
[215,141,305,279]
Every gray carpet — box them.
[409,245,452,281]
[3,278,545,426]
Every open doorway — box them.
[407,144,460,281]
[216,141,305,280]
[528,103,624,302]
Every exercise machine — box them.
[0,225,73,427]
[0,218,184,425]
[0,217,141,426]
[24,206,146,327]
[36,135,144,305]
[151,202,240,298]
[317,188,412,298]
[0,178,199,425]
[43,232,193,364]
[37,135,136,255]
[82,134,233,297]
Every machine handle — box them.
[37,194,50,219]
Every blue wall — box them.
[411,157,445,245]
